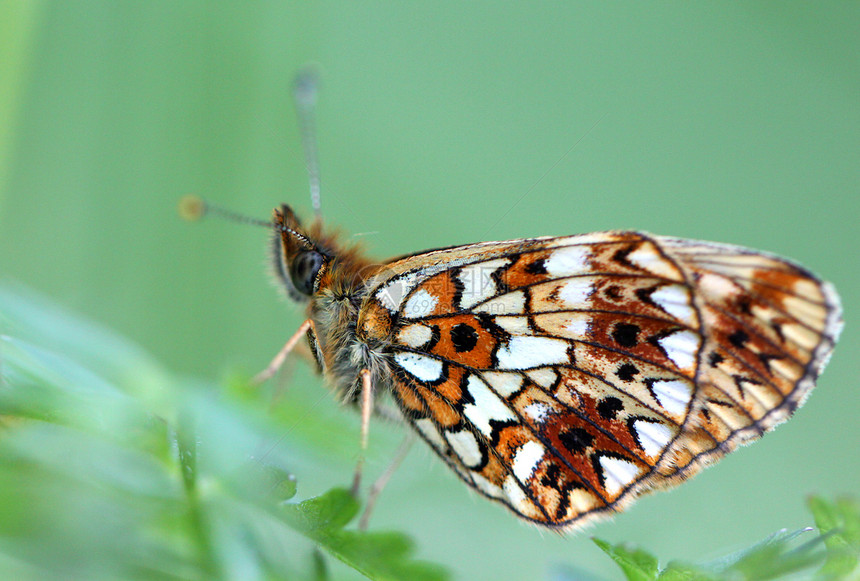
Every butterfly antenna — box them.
[293,68,322,218]
[179,195,271,228]
[178,194,316,248]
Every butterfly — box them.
[264,204,842,530]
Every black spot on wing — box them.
[451,323,479,352]
[612,323,640,348]
[635,285,660,308]
[611,244,638,269]
[735,296,753,316]
[540,462,561,487]
[490,261,512,294]
[597,396,624,420]
[525,258,548,275]
[728,329,750,350]
[616,363,639,382]
[559,427,595,455]
[604,285,623,301]
[708,351,725,367]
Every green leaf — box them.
[721,528,823,580]
[594,502,858,581]
[0,284,174,420]
[264,465,298,503]
[282,488,448,581]
[656,562,716,581]
[809,496,860,579]
[283,488,360,533]
[593,537,659,581]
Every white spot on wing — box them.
[558,278,594,308]
[657,329,700,370]
[471,472,504,498]
[414,418,446,449]
[650,378,693,416]
[493,316,531,335]
[548,232,625,246]
[781,321,819,351]
[698,272,739,299]
[503,475,530,512]
[525,368,557,389]
[397,323,433,348]
[512,440,545,482]
[523,402,551,423]
[403,289,438,319]
[376,272,422,312]
[445,429,483,468]
[632,420,673,457]
[626,244,681,279]
[474,290,526,315]
[565,315,591,338]
[568,488,598,512]
[544,245,590,276]
[650,284,697,326]
[599,456,642,495]
[394,352,443,382]
[458,259,509,309]
[463,374,517,437]
[496,336,570,370]
[481,371,523,397]
[769,357,798,382]
[780,296,825,329]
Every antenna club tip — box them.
[293,67,320,107]
[178,195,207,222]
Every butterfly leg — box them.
[358,432,415,530]
[351,368,374,497]
[252,319,313,385]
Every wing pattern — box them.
[355,231,841,529]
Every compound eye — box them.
[289,251,325,296]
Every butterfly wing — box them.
[648,236,842,484]
[356,232,841,529]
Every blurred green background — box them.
[1,2,858,579]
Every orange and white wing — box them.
[356,232,841,529]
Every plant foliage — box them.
[0,285,447,581]
[591,497,859,580]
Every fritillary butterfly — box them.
[267,205,842,530]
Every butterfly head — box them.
[271,204,332,301]
[271,204,378,305]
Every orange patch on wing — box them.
[425,314,499,369]
[584,312,691,368]
[411,271,460,315]
[416,384,460,427]
[392,379,426,414]
[498,250,555,290]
